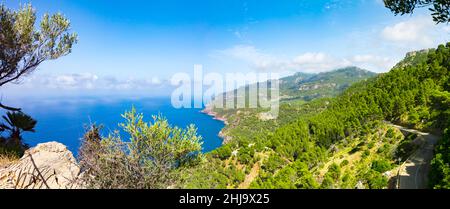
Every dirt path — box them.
[238,162,260,189]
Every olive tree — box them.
[78,108,204,189]
[0,4,77,110]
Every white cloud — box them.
[217,16,449,74]
[339,15,450,73]
[54,73,99,89]
[6,73,168,92]
[216,45,353,73]
[381,17,436,46]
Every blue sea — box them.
[8,96,224,155]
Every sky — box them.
[2,0,450,98]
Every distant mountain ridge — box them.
[280,66,377,101]
[210,66,377,107]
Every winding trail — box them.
[238,162,260,189]
[388,123,439,189]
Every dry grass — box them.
[0,153,19,168]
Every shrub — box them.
[365,170,388,189]
[367,142,375,149]
[327,163,341,181]
[340,160,349,167]
[362,150,371,158]
[211,144,232,160]
[320,175,334,189]
[0,111,37,157]
[385,128,395,138]
[262,154,286,173]
[78,108,204,189]
[371,159,392,173]
[429,128,450,189]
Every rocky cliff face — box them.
[0,142,83,189]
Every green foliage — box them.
[377,143,393,158]
[264,43,448,189]
[0,111,36,156]
[189,43,450,189]
[0,3,74,157]
[385,128,395,138]
[430,128,450,189]
[384,0,450,24]
[367,141,375,149]
[237,146,255,164]
[280,67,376,101]
[78,108,203,189]
[320,175,334,189]
[340,159,349,167]
[252,160,318,189]
[305,43,450,150]
[120,108,203,167]
[262,154,287,173]
[266,43,448,188]
[320,163,341,188]
[0,4,77,87]
[341,172,355,188]
[210,144,233,160]
[371,159,392,173]
[364,170,388,189]
[1,111,37,133]
[362,150,371,158]
[327,163,341,181]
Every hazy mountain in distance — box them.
[280,66,377,101]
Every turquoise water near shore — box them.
[13,97,224,155]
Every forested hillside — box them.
[280,67,376,101]
[182,43,449,189]
[208,67,376,146]
[252,43,449,189]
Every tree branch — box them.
[0,102,21,111]
[0,58,42,87]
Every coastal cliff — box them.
[201,105,228,124]
[201,104,233,144]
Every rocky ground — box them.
[0,142,83,189]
